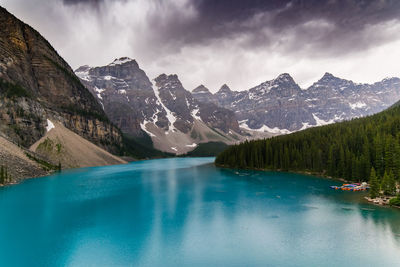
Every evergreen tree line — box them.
[369,168,397,198]
[0,165,12,185]
[216,103,400,191]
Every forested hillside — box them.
[215,102,400,183]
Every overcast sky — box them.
[1,0,400,92]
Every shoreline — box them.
[0,159,135,188]
[0,156,188,188]
[0,155,187,188]
[364,196,400,209]
[215,163,356,183]
[215,163,400,209]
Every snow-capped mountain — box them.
[77,57,400,154]
[192,73,400,133]
[76,58,244,154]
[76,58,161,137]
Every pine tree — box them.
[381,171,389,195]
[361,138,371,181]
[381,171,396,196]
[384,136,394,174]
[338,146,345,178]
[369,168,380,198]
[327,146,335,176]
[374,134,384,177]
[387,171,397,196]
[392,141,400,180]
[283,146,290,171]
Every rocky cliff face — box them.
[0,6,122,153]
[304,73,400,125]
[192,85,218,105]
[154,74,240,134]
[76,59,242,154]
[76,58,163,137]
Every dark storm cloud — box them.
[2,0,400,91]
[62,0,103,5]
[56,0,400,57]
[147,0,400,57]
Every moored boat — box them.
[330,182,369,191]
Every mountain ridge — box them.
[77,56,400,154]
[192,72,400,132]
[76,59,249,154]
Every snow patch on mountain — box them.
[108,57,133,66]
[349,102,367,109]
[257,125,291,134]
[312,114,335,126]
[186,143,197,147]
[140,121,156,137]
[191,108,202,121]
[239,120,291,134]
[152,83,177,132]
[299,122,312,130]
[46,119,55,132]
[94,86,105,100]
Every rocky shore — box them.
[365,196,394,206]
[365,196,400,208]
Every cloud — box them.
[1,0,400,91]
[62,0,103,5]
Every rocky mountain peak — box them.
[248,73,301,98]
[275,73,293,81]
[75,65,90,72]
[219,84,232,93]
[108,57,137,66]
[76,56,153,92]
[308,72,349,91]
[192,84,210,93]
[381,77,400,83]
[192,84,218,105]
[319,72,340,82]
[154,74,182,90]
[272,73,298,87]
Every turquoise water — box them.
[0,158,399,266]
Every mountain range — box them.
[76,59,247,154]
[76,58,400,154]
[193,73,400,133]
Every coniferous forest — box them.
[216,102,400,190]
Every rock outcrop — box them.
[0,6,122,154]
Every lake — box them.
[0,157,399,266]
